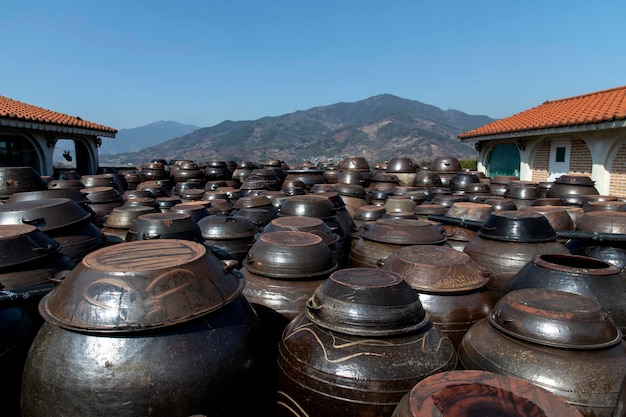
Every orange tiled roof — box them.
[0,95,117,135]
[459,86,626,139]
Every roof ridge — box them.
[543,85,626,105]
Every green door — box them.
[487,144,520,177]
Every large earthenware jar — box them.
[277,268,457,417]
[547,175,599,198]
[197,214,257,265]
[506,253,626,333]
[21,240,263,417]
[458,288,626,417]
[463,211,569,297]
[0,224,74,417]
[391,370,584,417]
[379,245,497,349]
[567,211,626,271]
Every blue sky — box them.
[3,0,625,129]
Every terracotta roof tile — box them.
[459,86,626,139]
[0,95,117,134]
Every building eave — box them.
[460,119,626,143]
[0,118,117,138]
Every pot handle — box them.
[32,243,58,253]
[221,259,239,272]
[142,233,161,240]
[22,217,45,227]
[305,297,322,312]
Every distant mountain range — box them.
[99,94,494,167]
[99,121,201,155]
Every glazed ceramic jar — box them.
[458,288,626,417]
[566,211,626,271]
[0,224,75,417]
[21,240,263,417]
[391,370,583,417]
[506,253,626,333]
[197,214,257,265]
[546,175,599,198]
[463,211,569,297]
[277,268,457,417]
[380,245,497,349]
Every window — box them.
[555,147,566,163]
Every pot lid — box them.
[400,370,583,417]
[6,188,90,204]
[488,288,622,349]
[39,239,244,332]
[478,211,557,243]
[128,212,202,240]
[261,216,339,246]
[332,184,367,197]
[244,231,337,279]
[0,198,91,231]
[380,245,490,292]
[575,211,626,234]
[305,268,428,336]
[279,195,337,219]
[554,175,595,186]
[361,218,446,245]
[0,224,61,268]
[103,206,156,229]
[198,214,257,240]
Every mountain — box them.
[99,95,494,167]
[99,121,201,155]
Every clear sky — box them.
[3,0,625,130]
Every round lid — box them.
[305,268,428,336]
[380,245,490,292]
[576,211,626,234]
[489,288,622,349]
[39,240,244,332]
[400,370,583,417]
[353,205,386,220]
[244,231,337,279]
[279,195,337,219]
[478,211,557,243]
[198,214,257,240]
[554,175,595,186]
[0,224,60,268]
[361,218,446,245]
[0,198,91,231]
[261,216,339,246]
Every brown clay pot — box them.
[21,240,264,417]
[506,253,626,333]
[379,245,497,348]
[459,288,626,417]
[277,268,457,417]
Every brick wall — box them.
[568,139,592,176]
[531,141,550,182]
[609,143,626,197]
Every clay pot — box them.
[448,171,480,192]
[459,289,626,417]
[197,215,257,264]
[392,370,583,417]
[506,253,626,333]
[478,210,557,243]
[0,198,91,232]
[463,221,569,297]
[380,245,496,348]
[520,205,575,231]
[384,195,416,213]
[22,240,264,417]
[0,167,49,198]
[547,175,599,198]
[277,268,457,417]
[245,231,337,279]
[126,213,202,242]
